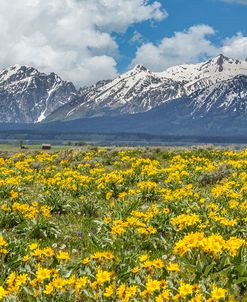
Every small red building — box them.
[42,144,51,150]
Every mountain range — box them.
[0,54,247,136]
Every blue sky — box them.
[0,0,247,86]
[116,0,247,72]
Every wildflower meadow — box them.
[0,147,246,301]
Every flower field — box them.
[0,147,246,301]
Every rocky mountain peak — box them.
[216,53,229,61]
[0,64,43,84]
[132,64,148,73]
[0,65,79,123]
[216,54,228,71]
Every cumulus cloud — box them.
[222,33,247,59]
[131,25,219,71]
[130,31,144,44]
[131,25,247,71]
[0,0,166,86]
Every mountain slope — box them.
[46,55,247,122]
[0,65,79,123]
[159,55,247,87]
[46,65,187,121]
[189,75,247,116]
[39,75,247,136]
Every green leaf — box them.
[204,261,216,277]
[236,277,247,285]
[236,263,247,276]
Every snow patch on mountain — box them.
[158,55,247,84]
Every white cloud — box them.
[222,33,247,59]
[130,31,144,44]
[131,25,218,71]
[0,0,166,86]
[131,25,247,71]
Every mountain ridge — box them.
[0,65,79,123]
[46,54,247,122]
[0,54,247,138]
[34,76,247,137]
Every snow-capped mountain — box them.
[39,74,247,136]
[0,65,79,123]
[189,74,247,116]
[47,54,247,121]
[159,54,247,87]
[46,65,187,120]
[0,54,247,127]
